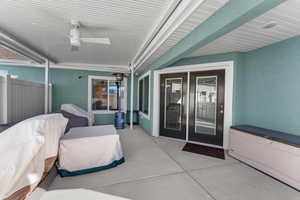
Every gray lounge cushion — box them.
[61,110,88,133]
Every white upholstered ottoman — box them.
[57,125,124,176]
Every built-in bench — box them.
[231,125,300,147]
[229,125,300,191]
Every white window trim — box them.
[137,71,151,120]
[88,75,127,114]
[153,61,234,150]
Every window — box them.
[88,76,127,113]
[138,72,150,118]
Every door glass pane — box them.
[92,79,108,110]
[164,78,182,130]
[109,81,118,110]
[195,76,217,135]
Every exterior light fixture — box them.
[262,21,277,29]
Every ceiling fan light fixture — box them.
[70,28,81,47]
[71,45,79,51]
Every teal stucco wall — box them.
[49,68,114,125]
[241,35,300,135]
[0,65,115,125]
[0,65,45,82]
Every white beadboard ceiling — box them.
[137,0,230,72]
[186,0,300,58]
[0,0,174,67]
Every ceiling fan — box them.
[69,20,111,51]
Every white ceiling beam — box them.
[0,59,33,64]
[57,62,130,73]
[129,63,134,129]
[44,60,49,114]
[131,0,182,66]
[0,61,130,73]
[133,0,206,72]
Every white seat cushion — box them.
[0,118,45,199]
[25,113,68,158]
[0,113,68,199]
[57,125,124,176]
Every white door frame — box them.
[153,61,234,149]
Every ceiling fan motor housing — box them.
[70,26,81,47]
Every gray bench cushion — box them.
[231,125,300,147]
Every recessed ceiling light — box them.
[262,21,277,29]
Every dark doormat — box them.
[182,143,225,159]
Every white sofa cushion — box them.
[0,113,68,199]
[25,113,68,158]
[58,125,124,176]
[0,118,46,199]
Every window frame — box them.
[88,75,127,114]
[137,71,151,120]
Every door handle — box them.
[219,104,224,115]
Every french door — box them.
[189,70,225,146]
[159,70,225,146]
[160,73,187,139]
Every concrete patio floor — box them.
[38,126,299,200]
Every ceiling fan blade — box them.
[71,45,79,51]
[80,37,111,45]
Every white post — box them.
[44,60,49,114]
[130,64,134,129]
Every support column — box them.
[44,60,49,114]
[130,64,134,129]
